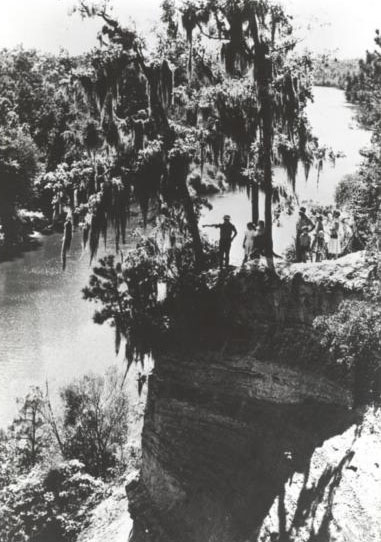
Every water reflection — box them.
[0,231,131,424]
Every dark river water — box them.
[0,87,371,425]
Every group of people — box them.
[203,206,364,270]
[203,215,266,268]
[296,206,363,263]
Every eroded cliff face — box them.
[127,254,381,542]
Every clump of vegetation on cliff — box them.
[314,298,381,406]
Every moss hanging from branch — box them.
[180,3,210,79]
[61,216,73,271]
[134,139,165,225]
[145,60,174,115]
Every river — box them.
[203,86,371,260]
[0,86,371,426]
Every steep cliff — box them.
[127,253,381,542]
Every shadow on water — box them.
[0,237,44,263]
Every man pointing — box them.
[203,215,237,268]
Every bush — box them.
[314,300,381,405]
[284,241,297,263]
[60,367,129,478]
[0,460,104,542]
[335,174,363,209]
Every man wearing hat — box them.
[203,215,238,268]
[296,206,314,262]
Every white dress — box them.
[243,230,256,257]
[328,219,342,256]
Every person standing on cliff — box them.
[203,215,237,268]
[242,222,256,264]
[296,207,314,262]
[253,220,265,260]
[327,210,342,259]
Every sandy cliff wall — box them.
[127,254,381,542]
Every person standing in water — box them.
[203,215,237,268]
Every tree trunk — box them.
[251,181,259,225]
[31,409,36,466]
[256,48,273,263]
[0,199,20,248]
[259,99,274,262]
[180,176,204,269]
[263,123,273,261]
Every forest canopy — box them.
[0,0,330,266]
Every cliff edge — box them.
[127,252,381,542]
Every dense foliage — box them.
[330,31,381,247]
[60,369,129,477]
[314,299,381,405]
[0,460,104,542]
[313,55,358,89]
[0,122,39,247]
[0,367,131,541]
[83,219,219,363]
[2,0,329,264]
[345,31,381,128]
[0,49,81,247]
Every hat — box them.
[223,215,231,220]
[299,207,306,214]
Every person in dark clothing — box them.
[203,215,237,268]
[296,207,314,262]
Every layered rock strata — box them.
[127,254,380,542]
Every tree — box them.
[72,3,207,266]
[176,0,317,259]
[0,124,39,246]
[346,30,381,128]
[60,367,129,478]
[68,0,324,270]
[8,387,48,470]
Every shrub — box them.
[0,460,104,542]
[335,174,363,209]
[60,367,129,478]
[314,300,381,405]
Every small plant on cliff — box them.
[314,300,381,405]
[83,221,220,367]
